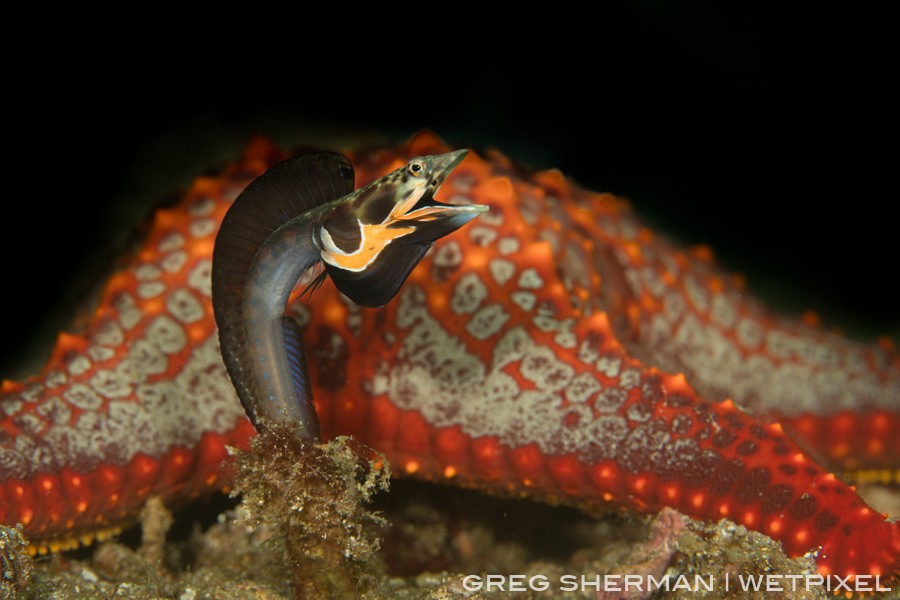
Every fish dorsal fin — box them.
[215,151,354,291]
[212,151,354,421]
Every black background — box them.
[3,4,896,376]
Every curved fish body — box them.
[0,133,897,584]
[212,149,485,439]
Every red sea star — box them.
[1,132,897,584]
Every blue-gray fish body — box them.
[212,150,486,439]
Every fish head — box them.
[317,149,488,307]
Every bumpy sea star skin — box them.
[0,133,897,583]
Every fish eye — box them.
[408,160,426,177]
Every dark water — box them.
[3,4,896,376]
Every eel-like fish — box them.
[0,133,896,586]
[211,149,486,439]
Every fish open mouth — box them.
[402,149,487,221]
[403,192,488,222]
[407,188,484,216]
